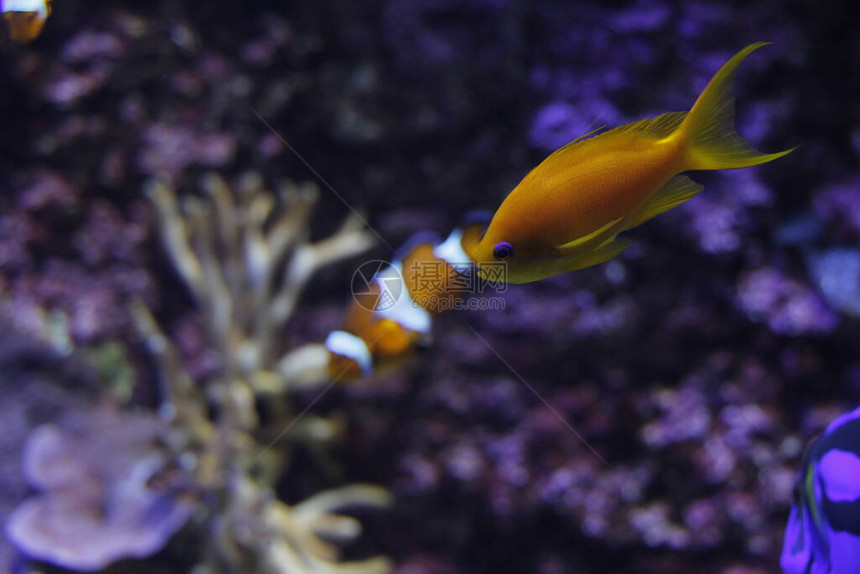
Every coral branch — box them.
[140,174,385,573]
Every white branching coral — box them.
[133,173,390,574]
[147,172,374,385]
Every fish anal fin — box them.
[564,237,631,272]
[557,217,624,251]
[623,174,703,231]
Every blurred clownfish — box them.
[781,406,860,574]
[325,213,488,381]
[468,42,795,284]
[1,0,52,44]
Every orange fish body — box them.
[469,42,794,284]
[2,0,52,44]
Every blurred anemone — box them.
[5,408,194,571]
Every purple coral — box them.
[813,180,860,240]
[137,123,236,184]
[736,267,838,336]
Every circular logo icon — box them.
[351,260,403,312]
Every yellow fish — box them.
[468,42,795,284]
[2,0,52,44]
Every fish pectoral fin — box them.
[622,174,703,231]
[563,237,631,272]
[557,217,624,251]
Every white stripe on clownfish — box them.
[374,261,432,334]
[433,228,472,274]
[2,0,48,18]
[325,330,373,377]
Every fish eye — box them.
[493,241,514,260]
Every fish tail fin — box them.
[680,42,795,171]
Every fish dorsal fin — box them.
[555,124,608,152]
[605,110,688,139]
[539,111,687,171]
[517,124,607,186]
[557,217,623,251]
[622,174,703,231]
